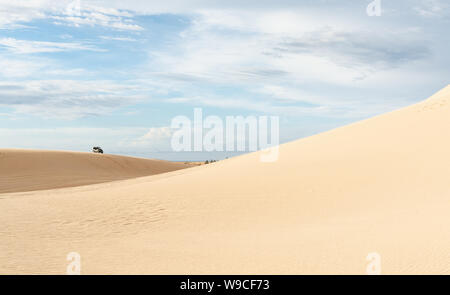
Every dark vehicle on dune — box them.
[92,147,104,154]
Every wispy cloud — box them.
[0,38,104,54]
[0,80,147,119]
[147,9,432,86]
[100,36,138,42]
[50,3,143,31]
[0,1,47,29]
[139,9,435,119]
[274,29,430,70]
[0,1,448,159]
[0,126,176,154]
[413,0,449,18]
[0,1,143,31]
[0,55,48,78]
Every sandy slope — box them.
[1,86,450,274]
[0,150,190,193]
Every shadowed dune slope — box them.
[0,85,449,274]
[0,150,190,193]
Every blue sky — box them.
[0,0,449,160]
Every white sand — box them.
[0,85,449,274]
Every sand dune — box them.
[0,149,190,193]
[1,85,449,274]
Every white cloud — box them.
[0,0,142,30]
[0,80,148,119]
[0,126,176,155]
[0,56,48,78]
[100,36,137,42]
[129,127,174,150]
[0,1,48,29]
[51,2,143,31]
[145,8,431,90]
[413,0,449,18]
[138,8,436,119]
[0,38,105,54]
[139,126,173,140]
[0,0,447,122]
[51,15,142,31]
